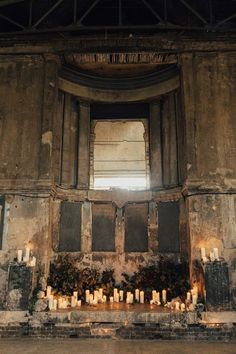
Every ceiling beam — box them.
[215,12,236,28]
[0,0,25,7]
[32,0,65,29]
[77,0,101,25]
[141,0,163,23]
[0,12,25,29]
[179,0,208,25]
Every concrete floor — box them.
[0,339,235,354]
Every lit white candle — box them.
[53,299,57,311]
[99,288,103,300]
[115,293,119,303]
[200,247,206,259]
[181,303,185,312]
[85,290,90,303]
[113,288,118,298]
[25,247,30,262]
[140,291,144,304]
[17,250,23,263]
[77,300,81,307]
[152,290,156,302]
[46,286,52,298]
[175,301,180,311]
[187,292,191,301]
[156,292,160,303]
[89,294,93,304]
[48,295,54,310]
[94,290,99,303]
[209,251,215,261]
[129,294,134,304]
[192,294,197,306]
[110,296,114,303]
[71,296,76,308]
[162,289,167,303]
[119,290,124,302]
[213,248,219,260]
[58,297,63,309]
[29,256,36,267]
[126,292,130,304]
[73,291,78,301]
[135,289,140,302]
[102,295,107,303]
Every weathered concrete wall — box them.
[0,54,58,190]
[181,52,236,306]
[181,52,236,190]
[0,196,51,308]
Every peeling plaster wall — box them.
[181,52,236,306]
[0,196,51,308]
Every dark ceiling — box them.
[0,0,236,37]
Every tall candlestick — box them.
[140,291,144,304]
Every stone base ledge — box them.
[0,310,235,326]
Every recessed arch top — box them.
[58,64,180,103]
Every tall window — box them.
[90,120,149,190]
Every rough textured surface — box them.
[0,37,235,313]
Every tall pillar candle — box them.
[73,291,78,302]
[119,290,124,302]
[85,290,90,303]
[17,250,23,263]
[135,289,140,302]
[46,286,52,298]
[162,289,167,304]
[25,247,30,262]
[200,248,206,259]
[48,295,54,310]
[140,291,144,304]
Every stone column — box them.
[77,100,90,189]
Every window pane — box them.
[91,121,149,190]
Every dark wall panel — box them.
[158,201,180,252]
[59,201,81,252]
[125,203,148,252]
[92,203,116,252]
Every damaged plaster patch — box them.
[41,131,52,156]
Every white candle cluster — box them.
[17,247,36,267]
[200,247,219,263]
[46,286,82,310]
